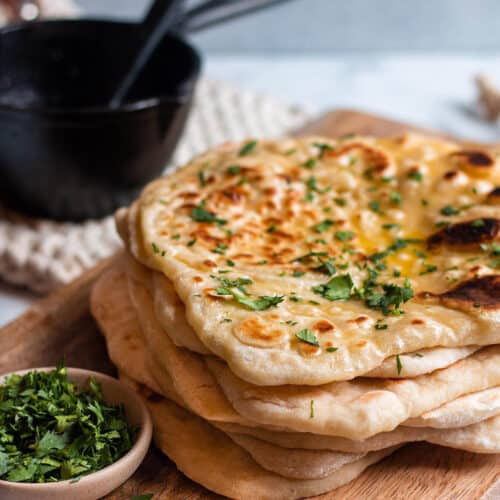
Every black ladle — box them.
[0,0,295,221]
[110,0,185,109]
[111,0,294,108]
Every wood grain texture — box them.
[0,109,498,500]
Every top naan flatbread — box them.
[125,134,500,385]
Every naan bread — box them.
[405,386,500,428]
[90,262,163,395]
[144,259,483,379]
[206,347,500,439]
[146,396,396,499]
[124,134,500,385]
[216,416,500,455]
[93,266,500,471]
[363,345,481,378]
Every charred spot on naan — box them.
[232,316,288,348]
[487,187,500,204]
[427,218,500,250]
[417,275,500,311]
[449,150,496,177]
[325,143,393,177]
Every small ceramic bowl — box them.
[0,367,153,500]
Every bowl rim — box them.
[0,18,202,115]
[0,366,153,491]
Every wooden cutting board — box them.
[0,109,499,500]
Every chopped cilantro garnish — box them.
[239,140,257,156]
[0,363,135,483]
[235,295,284,311]
[187,238,197,247]
[303,158,317,169]
[198,170,206,187]
[267,224,277,233]
[212,275,252,295]
[435,221,450,228]
[305,176,330,194]
[326,347,338,353]
[471,219,485,227]
[382,223,400,230]
[294,251,329,263]
[488,259,500,269]
[151,242,160,254]
[312,219,335,233]
[292,270,306,277]
[226,259,235,267]
[339,132,355,140]
[333,197,347,207]
[191,201,227,225]
[296,329,320,347]
[407,171,423,182]
[315,259,337,276]
[369,200,383,213]
[227,165,241,176]
[375,323,388,330]
[396,355,403,375]
[335,231,355,242]
[314,143,334,158]
[440,205,460,216]
[212,242,228,255]
[131,495,154,500]
[312,274,354,301]
[364,278,414,316]
[421,199,429,206]
[389,192,402,205]
[171,234,181,240]
[420,263,438,275]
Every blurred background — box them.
[76,0,500,140]
[81,0,500,52]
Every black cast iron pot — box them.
[0,0,291,221]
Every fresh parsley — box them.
[312,219,335,233]
[407,171,423,182]
[396,354,403,375]
[364,278,414,316]
[191,201,227,225]
[239,140,257,156]
[0,364,135,483]
[312,274,354,301]
[335,231,355,242]
[295,329,320,347]
[440,205,460,216]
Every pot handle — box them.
[176,0,294,34]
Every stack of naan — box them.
[91,133,500,499]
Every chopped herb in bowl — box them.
[0,363,136,484]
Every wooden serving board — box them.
[1,109,499,500]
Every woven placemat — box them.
[0,79,310,293]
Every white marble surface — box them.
[2,52,500,327]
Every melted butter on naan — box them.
[125,134,500,385]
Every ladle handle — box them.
[109,0,184,109]
[177,0,294,34]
